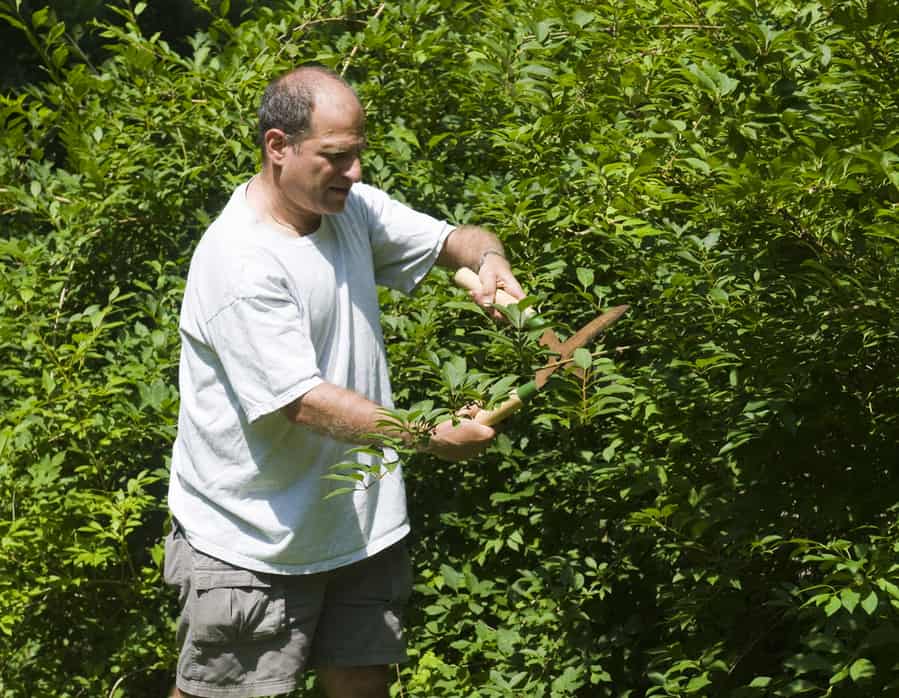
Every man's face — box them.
[278,87,366,219]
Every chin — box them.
[324,193,350,211]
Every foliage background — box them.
[1,0,897,696]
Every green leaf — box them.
[41,369,56,396]
[576,267,594,289]
[775,678,818,695]
[861,590,879,615]
[0,10,27,31]
[441,355,467,390]
[572,9,594,27]
[784,653,833,675]
[535,19,553,43]
[829,666,849,685]
[877,578,899,599]
[321,473,365,483]
[708,287,729,304]
[31,6,49,27]
[602,438,622,462]
[685,673,712,692]
[440,564,464,591]
[684,157,712,175]
[849,658,875,683]
[322,487,357,500]
[841,587,861,613]
[573,347,592,370]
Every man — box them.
[164,65,525,698]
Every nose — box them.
[345,156,362,183]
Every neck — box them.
[246,171,321,236]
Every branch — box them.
[65,30,98,74]
[340,2,386,76]
[651,23,725,30]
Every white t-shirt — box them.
[168,180,453,574]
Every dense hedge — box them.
[1,1,898,696]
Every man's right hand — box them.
[425,413,496,461]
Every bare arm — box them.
[281,381,495,461]
[437,225,526,313]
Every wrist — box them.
[477,247,506,272]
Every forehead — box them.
[304,127,366,154]
[307,83,365,141]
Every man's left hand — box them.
[473,253,526,321]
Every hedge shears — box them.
[453,267,629,425]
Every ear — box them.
[263,129,292,165]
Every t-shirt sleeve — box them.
[205,276,323,423]
[360,184,454,293]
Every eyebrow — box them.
[320,139,367,154]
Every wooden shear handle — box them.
[453,267,535,318]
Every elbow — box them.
[280,395,306,425]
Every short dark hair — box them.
[257,65,351,155]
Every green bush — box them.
[1,0,897,695]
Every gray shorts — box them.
[164,526,413,698]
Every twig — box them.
[394,664,405,698]
[52,253,76,332]
[340,2,386,76]
[106,665,155,698]
[53,285,67,331]
[541,345,634,371]
[275,16,361,61]
[292,16,360,33]
[65,31,98,74]
[651,23,725,30]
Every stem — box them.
[65,30,97,74]
[580,366,589,424]
[340,2,386,75]
[651,23,725,30]
[394,664,405,698]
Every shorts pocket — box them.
[191,569,287,645]
[163,530,184,587]
[389,544,414,608]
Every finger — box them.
[495,271,526,300]
[455,403,480,419]
[468,290,507,322]
[478,271,498,304]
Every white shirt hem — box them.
[184,522,411,576]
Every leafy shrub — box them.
[1,0,897,696]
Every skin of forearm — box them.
[281,381,496,461]
[436,225,504,271]
[281,382,399,446]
